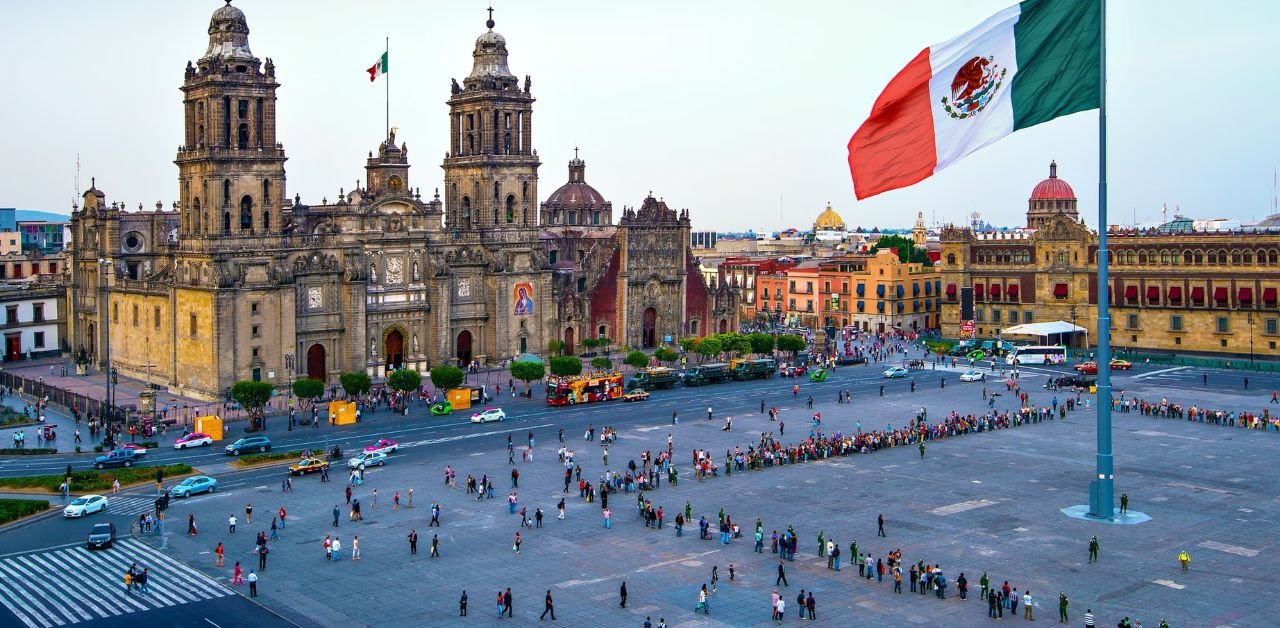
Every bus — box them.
[1006,345,1067,365]
[546,373,623,406]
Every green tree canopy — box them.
[715,332,752,358]
[387,368,422,393]
[693,336,722,361]
[748,332,775,355]
[550,355,583,377]
[339,372,372,398]
[231,380,274,415]
[547,339,565,356]
[595,336,613,354]
[624,350,650,370]
[509,360,546,390]
[429,365,465,391]
[292,378,324,403]
[654,347,678,364]
[869,234,929,264]
[590,356,612,371]
[581,337,601,351]
[678,337,699,354]
[777,334,807,354]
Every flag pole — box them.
[385,36,390,141]
[1089,0,1114,520]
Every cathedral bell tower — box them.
[442,9,540,232]
[175,0,287,241]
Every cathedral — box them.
[67,3,735,401]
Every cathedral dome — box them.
[545,155,606,209]
[469,11,514,79]
[1030,160,1075,200]
[813,205,845,231]
[203,0,254,63]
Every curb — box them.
[0,500,53,531]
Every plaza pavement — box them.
[125,362,1279,627]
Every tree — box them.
[693,336,722,362]
[547,339,565,356]
[581,337,601,354]
[429,365,465,392]
[678,337,699,354]
[292,379,324,406]
[339,372,372,398]
[624,350,650,370]
[654,347,678,365]
[231,380,275,432]
[549,355,583,377]
[590,356,612,371]
[716,332,751,359]
[387,368,422,394]
[509,360,545,394]
[748,332,775,355]
[869,234,929,264]
[777,334,807,356]
[595,336,613,355]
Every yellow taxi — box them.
[289,457,330,476]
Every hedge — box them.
[230,450,304,468]
[0,499,50,525]
[0,448,58,456]
[0,464,194,493]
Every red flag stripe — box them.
[847,48,937,201]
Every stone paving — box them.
[127,362,1280,627]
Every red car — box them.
[364,439,399,455]
[1074,362,1099,374]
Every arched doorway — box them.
[306,343,326,381]
[456,330,472,367]
[385,329,404,370]
[563,327,575,356]
[642,308,657,349]
[718,319,728,334]
[87,322,96,358]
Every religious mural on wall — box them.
[513,282,534,316]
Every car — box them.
[882,367,909,379]
[170,475,218,498]
[63,494,109,518]
[959,370,986,382]
[965,349,987,361]
[120,443,148,456]
[621,390,651,402]
[1052,375,1095,389]
[173,432,214,449]
[470,408,506,424]
[1109,359,1133,370]
[93,449,138,470]
[87,522,116,550]
[348,451,388,470]
[289,458,330,475]
[364,439,399,455]
[224,435,272,456]
[1075,362,1099,374]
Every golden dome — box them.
[813,204,845,231]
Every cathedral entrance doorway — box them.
[456,330,473,367]
[563,327,575,356]
[385,330,404,370]
[87,322,96,358]
[718,319,728,334]
[641,308,657,349]
[306,343,326,381]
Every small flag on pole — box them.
[367,51,388,82]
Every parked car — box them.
[470,408,506,424]
[87,522,116,550]
[364,439,399,455]
[289,458,330,475]
[959,370,987,382]
[1052,375,1096,389]
[173,432,214,449]
[621,390,651,402]
[170,475,218,498]
[882,367,909,379]
[94,449,138,470]
[224,435,272,456]
[63,494,109,518]
[348,451,388,470]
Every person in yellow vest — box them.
[1178,550,1191,571]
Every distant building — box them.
[17,220,67,253]
[0,282,65,361]
[690,231,717,250]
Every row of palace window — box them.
[772,299,937,313]
[955,248,1280,267]
[1122,314,1279,337]
[973,309,1034,325]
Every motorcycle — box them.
[327,447,343,461]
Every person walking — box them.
[877,513,886,537]
[1120,492,1129,515]
[541,590,556,620]
[269,517,279,541]
[1058,592,1069,623]
[332,504,340,527]
[619,580,628,607]
[513,532,522,553]
[352,535,361,560]
[1088,535,1099,562]
[228,514,236,534]
[245,503,253,525]
[324,535,332,561]
[459,590,468,616]
[557,498,566,520]
[330,537,341,561]
[430,501,441,526]
[696,585,709,614]
[1178,549,1191,571]
[504,588,513,618]
[806,591,816,620]
[188,513,198,536]
[776,560,789,586]
[232,562,244,585]
[408,529,418,555]
[431,533,440,558]
[215,542,224,567]
[247,570,258,597]
[277,506,287,529]
[1023,590,1034,620]
[1083,608,1094,627]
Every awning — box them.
[1053,283,1068,298]
[1007,284,1019,298]
[945,283,956,296]
[974,284,985,297]
[877,301,885,312]
[1146,286,1160,302]
[857,300,865,311]
[1190,286,1205,302]
[913,283,920,296]
[1124,285,1138,300]
[991,284,1002,298]
[1213,287,1228,302]
[877,285,886,297]
[1264,287,1277,304]
[1001,321,1086,337]
[856,284,865,296]
[1168,286,1183,302]
[1239,287,1253,304]
[896,285,905,298]
[925,282,932,295]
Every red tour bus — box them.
[546,373,623,406]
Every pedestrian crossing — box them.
[0,538,231,628]
[105,496,157,515]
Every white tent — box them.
[1000,321,1087,347]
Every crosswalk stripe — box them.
[0,584,43,628]
[6,555,97,623]
[119,539,229,600]
[0,559,59,627]
[76,543,197,607]
[32,551,134,616]
[73,548,188,608]
[106,497,156,514]
[40,549,148,614]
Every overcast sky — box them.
[3,0,1277,231]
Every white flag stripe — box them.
[7,555,100,622]
[119,539,232,598]
[0,558,62,627]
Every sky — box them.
[2,0,1278,231]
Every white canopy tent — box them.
[1000,321,1087,349]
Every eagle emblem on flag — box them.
[940,55,1006,119]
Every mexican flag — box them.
[848,0,1100,200]
[367,51,388,82]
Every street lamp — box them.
[97,258,115,433]
[1068,304,1078,350]
[1247,314,1254,364]
[284,353,295,431]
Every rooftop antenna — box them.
[74,153,81,206]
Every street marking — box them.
[1197,540,1259,557]
[1132,367,1189,380]
[1168,482,1231,495]
[928,499,998,516]
[1153,579,1185,590]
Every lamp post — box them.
[284,353,295,431]
[97,258,114,432]
[1247,314,1254,364]
[1068,305,1079,350]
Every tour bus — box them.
[546,373,623,406]
[1005,345,1067,365]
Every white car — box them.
[960,370,986,382]
[882,367,909,379]
[348,451,388,469]
[63,494,109,518]
[470,408,506,424]
[172,432,214,449]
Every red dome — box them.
[1030,161,1075,200]
[545,181,605,209]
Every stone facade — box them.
[65,4,733,400]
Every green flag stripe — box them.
[1011,0,1101,130]
[380,51,388,73]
